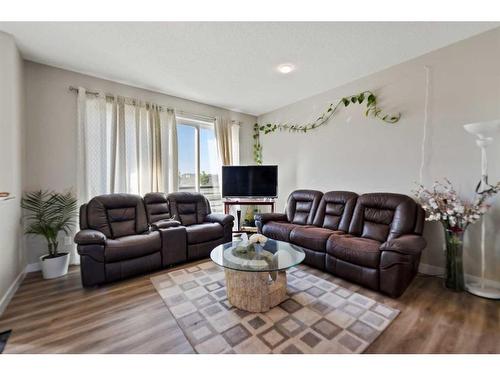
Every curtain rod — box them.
[68,86,217,122]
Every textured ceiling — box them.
[0,22,498,115]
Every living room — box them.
[1,1,499,373]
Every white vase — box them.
[39,252,70,279]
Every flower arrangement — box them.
[248,233,268,246]
[414,179,500,231]
[414,179,500,291]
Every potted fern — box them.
[21,190,78,279]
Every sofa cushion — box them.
[86,194,148,239]
[290,226,344,252]
[348,193,417,243]
[168,192,211,225]
[326,235,381,268]
[186,223,224,244]
[144,192,171,223]
[261,221,299,242]
[313,191,358,232]
[105,231,161,262]
[286,190,323,225]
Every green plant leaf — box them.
[367,94,376,105]
[252,90,401,164]
[21,190,77,255]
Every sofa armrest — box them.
[205,213,234,226]
[151,219,182,230]
[380,234,427,256]
[254,212,287,224]
[74,229,107,245]
[77,243,105,263]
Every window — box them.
[177,124,197,192]
[177,117,222,212]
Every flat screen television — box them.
[222,165,278,198]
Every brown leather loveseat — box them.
[74,192,233,286]
[255,190,426,297]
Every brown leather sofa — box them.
[145,192,233,261]
[255,190,426,297]
[74,192,233,286]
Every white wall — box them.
[23,61,257,264]
[255,28,500,281]
[0,32,26,311]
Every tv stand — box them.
[223,198,276,234]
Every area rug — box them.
[151,261,399,354]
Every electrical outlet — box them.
[64,236,73,246]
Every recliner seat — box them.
[168,192,233,260]
[105,231,161,262]
[259,190,322,242]
[255,190,426,297]
[288,191,359,269]
[75,193,163,286]
[75,192,234,286]
[186,223,224,244]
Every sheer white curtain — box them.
[231,122,240,166]
[77,87,178,203]
[215,117,240,166]
[164,110,179,192]
[77,88,108,203]
[214,117,233,166]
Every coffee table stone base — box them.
[224,269,287,312]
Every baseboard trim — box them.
[25,262,41,273]
[25,260,78,273]
[419,263,500,290]
[418,263,444,276]
[0,270,26,317]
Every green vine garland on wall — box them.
[253,90,401,164]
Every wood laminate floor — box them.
[0,264,499,354]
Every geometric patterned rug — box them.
[151,260,399,354]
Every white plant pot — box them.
[39,252,70,279]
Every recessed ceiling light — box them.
[277,63,295,74]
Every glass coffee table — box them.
[210,239,305,312]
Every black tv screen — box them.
[222,166,278,198]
